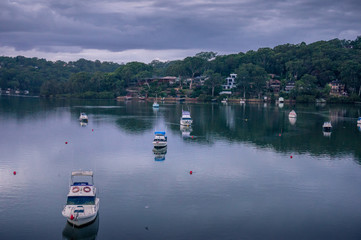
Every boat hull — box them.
[153,141,167,148]
[180,120,192,126]
[63,199,99,227]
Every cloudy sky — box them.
[1,0,361,63]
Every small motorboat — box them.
[180,110,193,126]
[62,171,99,227]
[153,131,167,148]
[278,97,284,103]
[152,102,159,108]
[322,122,332,132]
[79,113,88,122]
[289,110,297,118]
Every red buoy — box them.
[92,129,94,132]
[279,133,281,137]
[189,171,193,175]
[70,214,74,220]
[13,171,16,175]
[191,136,193,139]
[290,155,293,159]
[65,141,68,144]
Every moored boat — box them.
[62,171,99,227]
[79,113,88,122]
[322,122,332,132]
[289,110,297,118]
[180,110,193,126]
[153,131,167,148]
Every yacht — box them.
[79,113,88,122]
[62,171,99,227]
[288,110,297,118]
[153,131,167,148]
[180,110,193,126]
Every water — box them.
[1,97,361,239]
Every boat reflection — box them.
[180,125,192,138]
[288,116,297,125]
[153,146,167,161]
[62,214,99,240]
[80,121,88,127]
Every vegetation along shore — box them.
[1,37,361,103]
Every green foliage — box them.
[1,36,361,100]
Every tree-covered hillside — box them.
[1,37,361,101]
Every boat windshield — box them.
[182,117,192,120]
[67,196,95,205]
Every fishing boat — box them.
[288,110,297,118]
[62,171,99,227]
[322,122,332,132]
[180,110,193,126]
[153,131,167,148]
[79,113,88,122]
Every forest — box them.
[1,37,361,102]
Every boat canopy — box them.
[155,131,166,135]
[71,171,93,177]
[182,111,190,115]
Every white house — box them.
[222,73,237,90]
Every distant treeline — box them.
[1,36,361,101]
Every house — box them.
[222,73,237,90]
[328,80,346,96]
[268,79,281,92]
[285,81,295,92]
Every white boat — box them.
[62,171,99,227]
[125,95,132,100]
[289,110,297,118]
[322,122,332,132]
[221,98,228,104]
[152,102,159,108]
[79,113,88,122]
[278,97,284,103]
[180,110,193,126]
[153,131,167,148]
[153,95,159,108]
[240,99,245,104]
[357,117,361,125]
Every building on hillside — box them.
[328,80,347,96]
[285,81,295,92]
[222,73,237,90]
[266,74,281,93]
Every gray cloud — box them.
[1,0,361,62]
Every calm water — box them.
[1,96,361,239]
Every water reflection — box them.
[153,146,167,161]
[62,215,99,240]
[180,125,192,138]
[288,116,296,125]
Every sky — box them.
[1,0,361,63]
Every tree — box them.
[204,70,223,97]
